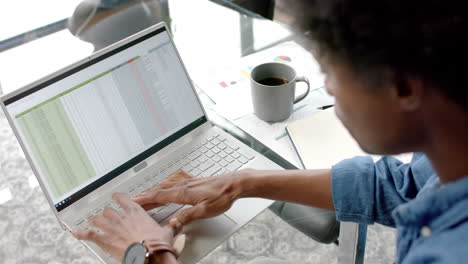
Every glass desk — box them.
[0,1,378,263]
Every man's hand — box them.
[133,169,251,226]
[73,193,177,261]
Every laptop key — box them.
[166,165,179,175]
[173,161,183,169]
[200,164,222,177]
[190,160,200,168]
[150,177,160,186]
[211,146,221,154]
[191,168,202,177]
[205,150,215,158]
[136,182,145,190]
[224,155,234,163]
[182,164,193,172]
[226,160,243,172]
[225,140,240,150]
[225,147,234,154]
[148,204,166,216]
[141,182,153,191]
[159,169,169,177]
[211,138,221,145]
[205,142,214,149]
[238,155,249,164]
[231,151,241,159]
[148,210,157,217]
[198,160,215,172]
[239,149,255,160]
[78,221,89,230]
[215,168,228,176]
[188,147,198,154]
[219,159,229,167]
[93,207,103,215]
[129,189,140,197]
[152,203,184,223]
[85,212,94,220]
[218,151,228,158]
[197,155,208,163]
[188,151,202,160]
[212,155,222,162]
[110,202,120,210]
[199,146,208,153]
[143,175,152,183]
[218,142,227,150]
[74,219,85,226]
[180,157,191,166]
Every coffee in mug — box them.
[257,77,289,86]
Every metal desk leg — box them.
[338,222,367,264]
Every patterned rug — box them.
[0,102,396,263]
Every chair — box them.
[270,201,340,244]
[68,0,170,51]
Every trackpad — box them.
[178,214,237,264]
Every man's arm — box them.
[135,153,434,228]
[238,169,334,211]
[133,168,334,225]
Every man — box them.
[74,0,468,263]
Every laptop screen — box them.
[3,26,206,212]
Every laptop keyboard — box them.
[74,132,255,230]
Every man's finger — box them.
[113,193,142,213]
[90,210,122,234]
[167,170,193,181]
[102,207,122,220]
[73,229,108,245]
[153,170,193,189]
[133,187,188,206]
[169,218,183,234]
[172,203,208,225]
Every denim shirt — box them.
[331,153,468,263]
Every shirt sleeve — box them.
[331,153,434,227]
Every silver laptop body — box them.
[0,23,281,264]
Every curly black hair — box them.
[290,0,467,109]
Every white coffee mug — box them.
[251,62,310,122]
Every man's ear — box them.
[394,75,425,111]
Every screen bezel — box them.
[1,23,208,212]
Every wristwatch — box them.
[122,240,178,264]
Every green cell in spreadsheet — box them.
[17,99,95,198]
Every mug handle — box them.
[294,76,310,104]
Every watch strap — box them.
[142,240,179,259]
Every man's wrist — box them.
[236,169,260,199]
[150,251,177,264]
[143,239,178,264]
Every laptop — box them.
[0,22,282,264]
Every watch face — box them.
[123,242,147,264]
